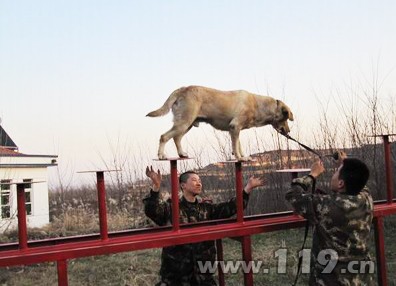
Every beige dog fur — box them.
[147,86,294,161]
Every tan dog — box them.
[147,86,294,161]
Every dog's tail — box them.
[146,88,182,117]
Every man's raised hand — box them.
[146,166,162,191]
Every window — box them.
[1,180,11,219]
[23,179,33,216]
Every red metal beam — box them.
[0,212,294,251]
[57,260,68,286]
[16,183,28,250]
[96,172,109,241]
[1,203,396,268]
[241,235,253,286]
[170,160,180,231]
[370,134,395,204]
[373,202,396,216]
[0,214,306,267]
[382,135,395,204]
[235,162,244,223]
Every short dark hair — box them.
[339,158,370,195]
[179,171,198,185]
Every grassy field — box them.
[1,219,396,286]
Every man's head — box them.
[179,171,202,200]
[330,158,370,195]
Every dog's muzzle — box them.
[278,127,289,135]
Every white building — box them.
[0,125,57,232]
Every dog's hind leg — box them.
[173,124,195,158]
[173,134,188,158]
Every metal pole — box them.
[235,162,244,223]
[241,235,254,286]
[216,239,225,286]
[382,135,394,204]
[374,216,387,286]
[170,160,180,231]
[57,260,68,286]
[96,172,108,240]
[16,183,28,250]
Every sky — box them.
[1,1,396,187]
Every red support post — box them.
[57,260,68,286]
[16,183,28,250]
[235,162,244,223]
[216,239,225,286]
[241,235,254,286]
[96,171,109,240]
[374,216,387,286]
[382,135,394,204]
[170,160,180,231]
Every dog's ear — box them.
[287,110,294,121]
[281,104,294,121]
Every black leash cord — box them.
[282,133,323,159]
[280,133,318,285]
[291,178,316,286]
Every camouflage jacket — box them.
[143,190,250,286]
[286,175,374,286]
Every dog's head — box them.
[272,100,294,135]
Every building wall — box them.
[0,167,50,232]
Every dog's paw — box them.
[158,154,168,160]
[178,152,189,158]
[238,156,253,162]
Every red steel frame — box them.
[1,136,396,286]
[16,183,28,251]
[96,171,109,241]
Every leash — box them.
[281,133,323,159]
[280,132,319,286]
[292,222,310,286]
[291,177,316,286]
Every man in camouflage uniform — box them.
[144,166,264,286]
[286,151,374,285]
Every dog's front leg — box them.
[230,124,252,162]
[229,128,242,161]
[237,137,244,158]
[236,136,252,161]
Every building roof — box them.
[0,146,58,168]
[0,125,18,150]
[0,125,57,159]
[0,147,21,156]
[0,146,58,158]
